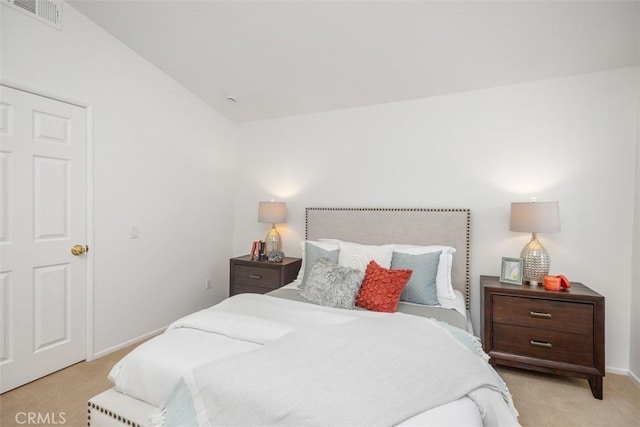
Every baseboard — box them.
[605,366,640,387]
[606,366,628,376]
[92,327,165,360]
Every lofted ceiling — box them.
[69,1,639,123]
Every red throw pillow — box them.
[356,261,412,313]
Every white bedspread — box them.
[109,294,381,406]
[158,314,518,427]
[110,294,518,426]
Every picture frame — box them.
[500,257,523,285]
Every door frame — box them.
[1,80,96,361]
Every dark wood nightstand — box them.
[481,275,605,399]
[229,255,302,296]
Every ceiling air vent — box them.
[2,0,62,29]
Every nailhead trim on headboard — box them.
[305,207,471,310]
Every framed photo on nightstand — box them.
[500,257,523,285]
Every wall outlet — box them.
[205,278,212,290]
[130,225,140,239]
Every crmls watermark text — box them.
[14,412,66,425]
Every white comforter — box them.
[109,294,383,406]
[110,294,519,426]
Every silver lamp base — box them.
[521,233,550,286]
[264,224,282,254]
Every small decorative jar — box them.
[544,276,561,291]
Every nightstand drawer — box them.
[493,295,593,335]
[493,323,594,366]
[233,284,275,295]
[230,256,302,297]
[233,265,280,289]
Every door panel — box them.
[34,156,69,239]
[0,85,87,393]
[0,272,10,363]
[0,152,10,242]
[33,264,69,351]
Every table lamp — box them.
[509,200,560,285]
[258,201,287,254]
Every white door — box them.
[0,85,87,393]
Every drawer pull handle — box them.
[249,274,262,280]
[530,340,552,348]
[530,311,552,319]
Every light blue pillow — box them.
[392,251,441,306]
[299,241,340,290]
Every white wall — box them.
[631,69,640,382]
[1,5,236,356]
[236,67,639,372]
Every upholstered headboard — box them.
[305,208,471,309]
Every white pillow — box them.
[296,240,341,282]
[393,244,457,301]
[337,241,395,272]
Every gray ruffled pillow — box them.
[299,258,364,309]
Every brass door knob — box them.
[71,244,89,256]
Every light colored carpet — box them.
[497,366,640,427]
[0,345,133,427]
[1,344,638,426]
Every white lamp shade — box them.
[258,202,287,224]
[510,201,560,233]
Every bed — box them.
[88,208,519,427]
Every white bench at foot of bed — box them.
[88,388,155,427]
